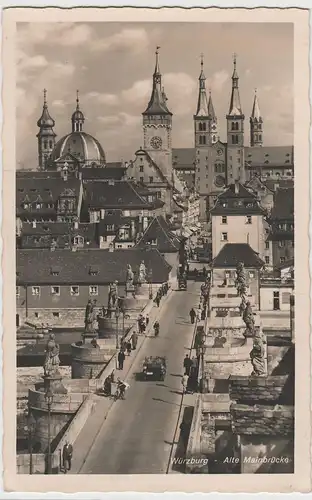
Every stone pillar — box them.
[28,373,81,456]
[71,332,111,379]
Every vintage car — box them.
[178,277,187,290]
[142,356,167,381]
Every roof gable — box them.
[136,215,181,253]
[212,243,264,269]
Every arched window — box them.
[199,123,203,132]
[43,140,48,149]
[202,122,206,131]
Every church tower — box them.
[194,55,218,147]
[250,89,263,147]
[226,54,245,183]
[142,47,173,181]
[36,89,56,170]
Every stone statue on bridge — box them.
[126,264,134,288]
[242,301,255,337]
[235,261,248,301]
[84,299,98,333]
[43,333,60,377]
[108,281,118,307]
[250,337,266,376]
[138,260,147,284]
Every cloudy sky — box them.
[16,22,293,168]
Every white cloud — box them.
[17,23,92,49]
[84,92,119,107]
[206,70,229,93]
[51,99,66,108]
[122,79,151,105]
[91,28,149,54]
[57,24,92,46]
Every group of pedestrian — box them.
[154,282,169,307]
[181,354,199,394]
[138,314,149,334]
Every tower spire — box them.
[250,88,263,146]
[71,90,85,132]
[195,53,208,116]
[142,47,172,116]
[228,53,243,116]
[36,89,56,170]
[208,89,217,120]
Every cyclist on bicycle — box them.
[116,378,129,400]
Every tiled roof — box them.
[16,177,81,215]
[84,180,155,209]
[16,170,62,179]
[172,148,196,169]
[16,248,172,285]
[212,243,264,268]
[81,164,126,181]
[271,188,294,219]
[264,179,294,191]
[21,222,71,236]
[210,182,264,215]
[136,215,181,253]
[19,222,99,248]
[245,146,294,167]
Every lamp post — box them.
[115,305,120,349]
[148,269,153,300]
[24,403,36,474]
[45,387,54,474]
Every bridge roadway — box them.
[78,281,201,474]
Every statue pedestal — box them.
[43,372,67,395]
[98,316,117,339]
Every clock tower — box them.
[142,47,173,182]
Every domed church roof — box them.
[50,90,106,164]
[51,131,106,164]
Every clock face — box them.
[150,136,162,150]
[214,175,225,188]
[217,149,223,156]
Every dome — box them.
[51,131,106,164]
[71,109,85,122]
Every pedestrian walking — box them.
[117,350,125,370]
[145,314,149,327]
[189,308,196,324]
[181,373,189,394]
[183,354,193,376]
[155,295,160,307]
[62,441,73,473]
[131,331,138,350]
[126,340,132,356]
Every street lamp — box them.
[23,403,36,474]
[148,269,153,300]
[45,387,54,474]
[115,305,120,349]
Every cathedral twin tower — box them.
[194,53,263,150]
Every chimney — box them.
[62,163,68,181]
[74,220,79,230]
[108,179,115,186]
[100,209,105,220]
[234,180,239,195]
[78,171,82,180]
[130,219,136,238]
[32,220,36,229]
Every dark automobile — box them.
[142,356,167,381]
[178,277,187,290]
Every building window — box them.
[280,257,286,263]
[107,225,114,231]
[265,241,270,249]
[278,241,285,248]
[52,312,60,318]
[149,176,154,183]
[231,122,239,131]
[36,203,42,210]
[225,271,230,278]
[221,216,227,224]
[32,286,40,296]
[89,285,98,296]
[16,286,20,297]
[246,215,252,224]
[43,140,48,149]
[51,286,60,296]
[70,286,79,296]
[249,271,255,278]
[140,166,144,172]
[221,232,228,241]
[265,256,270,264]
[139,177,144,183]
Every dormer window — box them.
[107,224,114,232]
[149,238,157,246]
[50,266,60,276]
[23,203,29,209]
[89,266,99,276]
[36,203,42,209]
[51,286,60,296]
